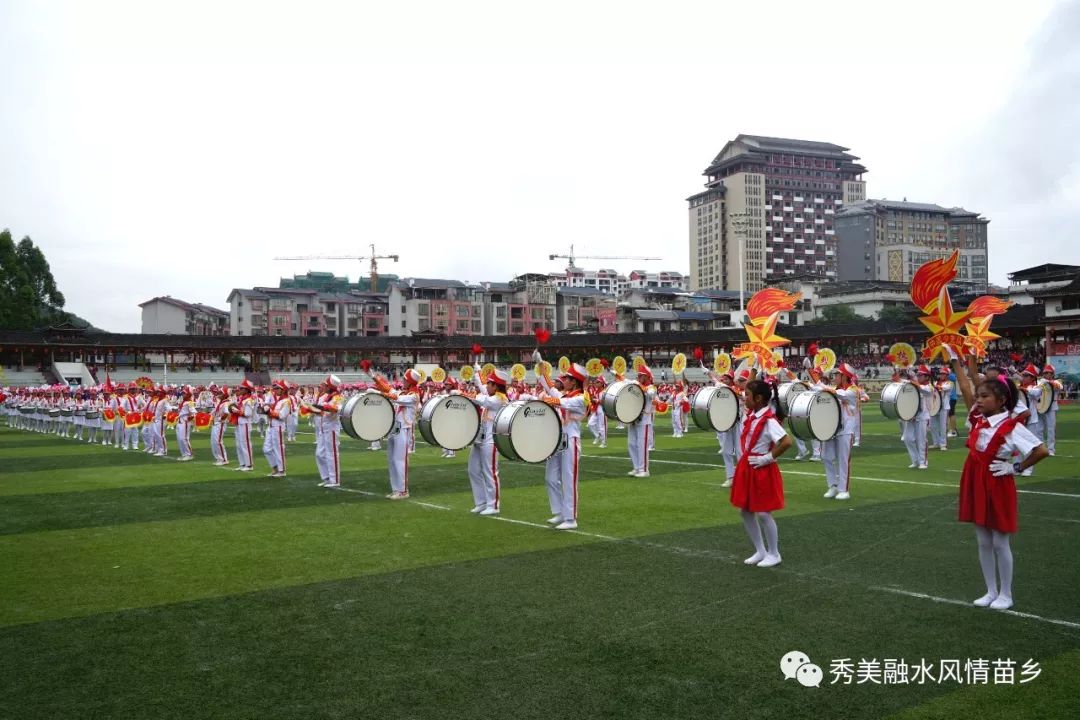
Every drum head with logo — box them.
[419,395,480,451]
[601,380,645,424]
[691,386,738,432]
[880,382,920,421]
[494,400,562,463]
[929,389,942,416]
[341,391,395,442]
[1036,382,1053,414]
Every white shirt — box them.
[971,412,1043,461]
[1021,384,1042,426]
[741,407,787,455]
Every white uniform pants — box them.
[210,423,229,463]
[151,420,168,454]
[316,427,341,484]
[544,435,579,521]
[1042,409,1057,453]
[263,423,287,472]
[286,412,298,441]
[793,436,808,457]
[929,411,945,448]
[902,418,928,466]
[671,409,683,437]
[468,440,500,510]
[822,433,854,492]
[387,428,409,493]
[235,424,254,468]
[176,421,193,458]
[720,426,740,481]
[112,419,124,446]
[588,412,606,443]
[627,421,652,473]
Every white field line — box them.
[581,454,1080,500]
[331,486,451,511]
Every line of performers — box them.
[0,350,1060,609]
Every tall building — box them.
[546,267,687,294]
[834,199,989,292]
[226,287,389,337]
[688,134,867,292]
[139,296,230,335]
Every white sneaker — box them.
[836,491,850,500]
[989,595,1013,610]
[757,553,782,568]
[809,456,821,462]
[470,505,484,514]
[973,593,997,607]
[720,479,733,488]
[744,551,765,565]
[238,466,252,472]
[852,442,860,448]
[479,507,500,516]
[627,470,639,476]
[554,520,578,530]
[939,446,947,451]
[1021,468,1033,477]
[947,431,957,438]
[154,451,166,457]
[1049,450,1056,456]
[917,464,928,470]
[546,515,563,525]
[794,453,806,461]
[318,480,330,487]
[908,463,918,469]
[599,443,606,448]
[386,491,410,500]
[823,487,838,499]
[635,471,650,478]
[323,482,339,488]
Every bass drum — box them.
[880,382,920,421]
[493,400,562,463]
[1036,381,1054,414]
[928,388,943,417]
[340,390,396,442]
[690,386,739,432]
[777,381,811,414]
[788,391,841,441]
[418,394,481,451]
[600,379,645,424]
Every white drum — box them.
[1036,381,1054,414]
[788,391,841,441]
[493,400,562,463]
[690,386,739,432]
[777,381,811,413]
[600,380,645,424]
[928,388,943,417]
[880,382,921,421]
[340,390,396,442]
[418,395,481,451]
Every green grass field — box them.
[2,408,1080,719]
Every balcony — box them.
[825,230,835,235]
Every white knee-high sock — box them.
[993,531,1014,600]
[975,527,998,597]
[741,510,766,555]
[758,512,779,556]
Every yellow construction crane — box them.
[275,244,400,290]
[548,243,661,270]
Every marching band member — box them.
[378,370,421,499]
[902,366,934,470]
[951,349,1048,610]
[312,375,345,488]
[1016,365,1044,476]
[152,388,172,457]
[703,363,742,486]
[538,363,588,530]
[626,364,657,478]
[467,365,508,515]
[671,381,687,438]
[731,379,792,568]
[261,380,291,478]
[286,384,300,443]
[1040,364,1061,455]
[229,380,257,472]
[820,363,859,500]
[209,386,231,465]
[175,387,196,461]
[110,386,126,447]
[587,380,607,448]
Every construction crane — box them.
[275,244,400,290]
[548,244,661,270]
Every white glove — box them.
[474,363,482,372]
[532,349,543,364]
[749,454,776,468]
[989,460,1014,477]
[944,344,959,361]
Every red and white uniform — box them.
[262,395,291,474]
[958,411,1042,533]
[469,379,507,512]
[540,381,587,523]
[387,388,419,494]
[730,408,787,513]
[314,391,344,485]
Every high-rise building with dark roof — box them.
[688,134,867,293]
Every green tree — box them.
[877,305,915,324]
[0,229,85,331]
[807,304,868,325]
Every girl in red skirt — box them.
[731,379,793,568]
[951,351,1048,610]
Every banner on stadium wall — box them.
[596,308,617,334]
[1050,343,1080,356]
[1048,356,1080,382]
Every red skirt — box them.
[730,455,785,513]
[958,456,1018,533]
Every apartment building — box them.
[226,287,389,337]
[139,296,230,335]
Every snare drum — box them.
[48,409,61,418]
[340,390,396,442]
[493,400,562,463]
[690,386,739,432]
[600,380,645,424]
[85,411,101,420]
[880,382,920,421]
[777,381,811,413]
[788,391,841,441]
[60,409,73,417]
[1036,381,1054,414]
[418,395,481,451]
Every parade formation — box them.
[0,252,1067,611]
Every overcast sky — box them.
[2,0,1077,332]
